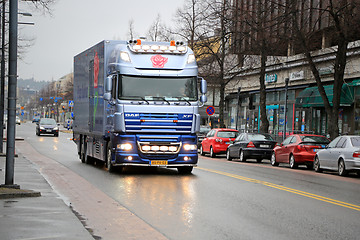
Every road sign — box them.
[206,106,215,116]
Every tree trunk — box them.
[259,43,269,133]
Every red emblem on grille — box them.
[151,55,168,68]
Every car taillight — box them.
[247,142,255,148]
[295,145,306,152]
[353,151,360,158]
[215,138,223,143]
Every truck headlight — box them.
[183,144,197,151]
[117,143,132,151]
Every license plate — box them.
[226,142,230,144]
[46,130,52,133]
[260,145,269,148]
[151,160,168,166]
[313,149,320,152]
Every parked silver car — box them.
[314,135,360,176]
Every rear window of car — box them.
[350,137,360,147]
[300,136,329,144]
[248,134,274,141]
[217,131,239,138]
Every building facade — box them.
[225,40,360,141]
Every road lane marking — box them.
[198,167,360,212]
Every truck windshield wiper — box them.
[153,96,170,105]
[177,97,191,105]
[122,96,149,104]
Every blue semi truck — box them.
[73,40,207,174]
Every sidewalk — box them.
[0,153,94,240]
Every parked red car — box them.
[271,134,330,169]
[200,128,240,158]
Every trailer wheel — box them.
[81,139,93,164]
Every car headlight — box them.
[40,126,45,130]
[54,127,59,130]
[183,144,197,151]
[117,143,132,151]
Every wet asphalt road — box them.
[17,122,360,240]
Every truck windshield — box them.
[118,75,198,101]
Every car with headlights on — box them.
[226,133,277,162]
[314,135,360,176]
[200,128,239,157]
[36,118,59,137]
[16,116,21,125]
[271,134,329,169]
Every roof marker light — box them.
[151,45,159,51]
[142,45,150,51]
[170,40,176,46]
[136,39,141,45]
[160,45,168,51]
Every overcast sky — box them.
[18,0,185,82]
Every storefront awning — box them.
[295,84,354,107]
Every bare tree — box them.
[147,14,169,41]
[127,19,137,40]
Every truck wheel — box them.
[106,143,118,173]
[177,166,193,174]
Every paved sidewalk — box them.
[0,153,94,240]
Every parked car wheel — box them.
[289,155,297,169]
[314,156,322,172]
[200,145,205,156]
[239,150,246,162]
[210,146,216,158]
[226,149,232,161]
[271,152,279,166]
[338,159,348,176]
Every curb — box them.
[0,186,41,199]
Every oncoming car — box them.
[36,118,59,137]
[200,128,239,157]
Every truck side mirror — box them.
[200,95,207,103]
[200,78,207,94]
[105,76,112,93]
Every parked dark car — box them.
[226,133,277,162]
[197,126,211,148]
[36,118,59,137]
[271,134,330,169]
[314,135,360,176]
[200,128,240,157]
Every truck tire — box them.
[177,166,193,174]
[81,139,93,164]
[106,143,121,173]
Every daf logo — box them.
[125,113,140,118]
[183,115,192,118]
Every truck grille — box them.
[125,113,193,133]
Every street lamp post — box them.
[235,87,241,131]
[4,0,19,187]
